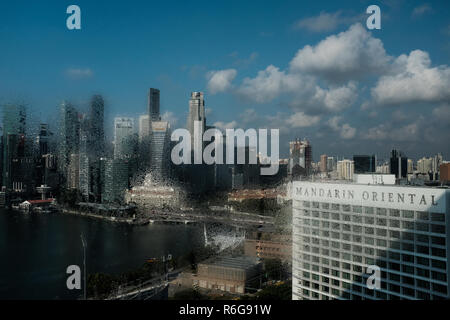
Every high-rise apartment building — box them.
[102,158,129,203]
[337,159,354,180]
[139,114,150,143]
[292,181,450,300]
[320,155,328,173]
[58,101,79,183]
[89,95,105,159]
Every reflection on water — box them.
[0,209,207,299]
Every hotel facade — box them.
[292,181,450,300]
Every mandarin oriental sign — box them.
[292,182,448,214]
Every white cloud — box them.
[412,4,432,17]
[285,112,320,128]
[206,69,237,94]
[213,120,238,130]
[294,11,344,33]
[363,122,420,142]
[371,50,450,105]
[237,65,304,103]
[327,116,356,139]
[66,68,93,79]
[161,111,179,128]
[312,81,358,112]
[290,23,391,82]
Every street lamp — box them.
[80,234,87,300]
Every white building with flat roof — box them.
[292,181,450,300]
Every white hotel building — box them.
[292,181,450,300]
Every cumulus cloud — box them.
[213,120,238,130]
[371,50,450,105]
[290,23,391,82]
[237,65,304,103]
[65,68,93,79]
[311,81,358,112]
[327,116,356,139]
[285,112,320,128]
[161,111,179,128]
[206,69,237,94]
[363,122,420,142]
[293,11,362,33]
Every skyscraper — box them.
[114,117,136,159]
[2,104,26,188]
[187,92,206,149]
[320,154,328,173]
[337,159,354,180]
[89,94,105,159]
[353,155,376,174]
[390,149,407,179]
[58,101,79,182]
[289,138,312,176]
[138,114,150,143]
[102,158,129,204]
[148,88,160,122]
[149,121,170,181]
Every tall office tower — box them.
[58,101,79,182]
[417,157,433,174]
[289,138,312,176]
[89,95,105,159]
[320,155,328,173]
[138,114,150,142]
[102,158,129,203]
[78,115,90,199]
[353,155,376,174]
[292,181,450,300]
[36,124,49,156]
[2,104,26,188]
[148,88,160,122]
[187,92,206,150]
[337,159,354,180]
[67,153,80,189]
[149,121,170,181]
[113,117,136,159]
[433,154,443,180]
[390,149,407,179]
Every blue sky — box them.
[0,0,449,160]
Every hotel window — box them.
[343,243,351,251]
[353,235,362,243]
[376,229,387,237]
[416,256,429,266]
[312,265,320,272]
[342,272,351,280]
[364,207,374,214]
[402,254,414,263]
[342,214,351,221]
[365,248,375,256]
[321,212,330,219]
[331,289,339,296]
[432,283,447,295]
[431,213,445,223]
[332,279,340,286]
[416,234,429,243]
[365,258,375,265]
[312,274,320,281]
[342,224,351,232]
[343,205,351,212]
[331,270,340,277]
[364,237,374,245]
[352,215,362,223]
[403,287,415,298]
[390,230,401,239]
[342,253,351,261]
[303,201,310,207]
[321,239,329,246]
[402,210,414,219]
[402,276,414,286]
[322,203,330,209]
[416,279,430,289]
[416,268,429,278]
[303,271,310,278]
[416,246,429,255]
[331,232,340,239]
[342,233,351,241]
[353,225,362,233]
[431,247,446,258]
[312,219,320,227]
[431,236,445,246]
[331,222,340,230]
[365,227,374,235]
[331,204,340,211]
[376,208,387,216]
[389,209,400,217]
[402,243,414,252]
[312,211,320,218]
[332,260,340,268]
[390,241,401,250]
[389,252,400,260]
[431,224,445,234]
[353,206,362,213]
[402,232,414,241]
[312,202,319,208]
[321,249,329,256]
[389,219,400,228]
[331,213,340,220]
[389,262,400,271]
[322,276,329,283]
[353,256,363,263]
[365,216,375,224]
[416,291,430,300]
[322,267,330,274]
[432,271,447,282]
[389,273,400,282]
[416,212,429,221]
[376,239,387,247]
[415,222,429,232]
[322,221,330,228]
[431,259,446,270]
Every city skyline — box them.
[0,1,449,160]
